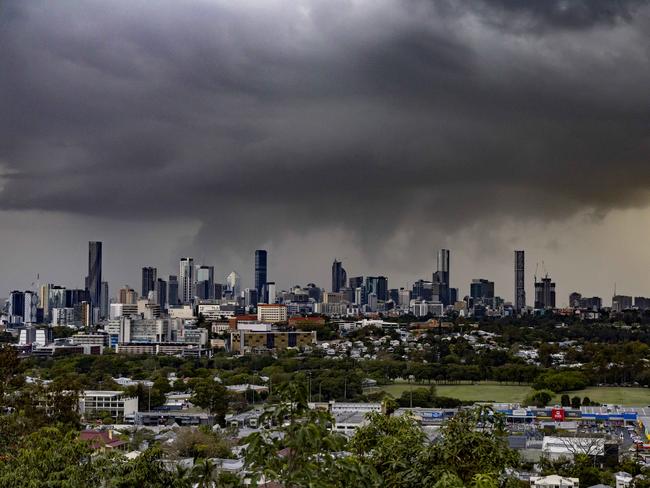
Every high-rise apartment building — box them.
[331,260,347,293]
[141,267,157,298]
[514,250,525,312]
[86,241,102,310]
[179,257,194,303]
[255,250,268,300]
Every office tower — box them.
[265,282,277,304]
[412,280,434,301]
[214,283,224,300]
[65,288,89,308]
[635,297,650,311]
[388,288,399,303]
[514,250,525,311]
[255,250,268,299]
[9,290,25,320]
[141,267,157,298]
[340,287,355,303]
[433,249,450,306]
[569,292,582,308]
[86,241,102,309]
[306,283,322,302]
[227,271,241,297]
[534,274,556,309]
[449,288,458,304]
[244,288,258,308]
[179,257,194,303]
[48,286,66,311]
[612,295,633,312]
[331,259,347,293]
[195,265,215,300]
[168,275,179,306]
[23,291,38,324]
[470,279,495,300]
[39,284,51,318]
[365,276,388,301]
[154,278,167,310]
[119,286,138,305]
[349,276,363,290]
[100,281,109,319]
[398,289,411,308]
[354,287,365,305]
[367,293,378,312]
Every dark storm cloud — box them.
[475,0,648,30]
[1,0,649,262]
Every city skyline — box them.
[1,1,650,307]
[2,240,647,309]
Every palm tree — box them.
[191,458,216,488]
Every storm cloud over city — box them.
[1,0,649,300]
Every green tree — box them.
[190,378,230,426]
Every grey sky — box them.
[1,0,649,304]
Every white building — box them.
[615,472,633,488]
[109,303,138,320]
[24,291,38,324]
[530,475,579,488]
[51,307,75,326]
[119,317,172,343]
[257,304,288,323]
[79,390,139,420]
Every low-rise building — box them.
[530,475,579,488]
[257,304,288,323]
[79,390,139,420]
[230,330,316,354]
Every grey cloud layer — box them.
[1,0,649,260]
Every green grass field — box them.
[377,382,650,406]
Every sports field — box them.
[377,382,650,406]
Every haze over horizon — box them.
[1,0,650,304]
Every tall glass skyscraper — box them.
[331,259,347,293]
[514,250,525,312]
[433,249,450,306]
[141,267,157,298]
[255,250,267,300]
[86,241,102,309]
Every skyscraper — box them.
[227,271,241,297]
[196,265,215,300]
[100,281,109,319]
[9,290,25,320]
[349,276,364,290]
[331,259,347,293]
[514,250,525,312]
[86,241,102,310]
[141,267,157,298]
[534,274,556,309]
[168,275,179,307]
[255,250,268,300]
[365,276,388,301]
[155,278,167,310]
[470,279,495,300]
[433,249,450,306]
[179,257,194,303]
